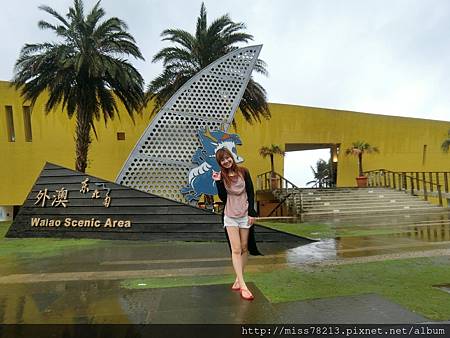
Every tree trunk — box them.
[270,154,274,176]
[75,108,91,173]
[358,153,363,177]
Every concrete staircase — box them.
[274,187,448,218]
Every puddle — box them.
[285,239,337,264]
[270,212,450,260]
[434,284,450,294]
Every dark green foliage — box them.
[147,3,270,124]
[345,141,380,177]
[12,0,145,172]
[307,158,331,188]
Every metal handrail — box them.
[256,171,298,191]
[256,171,304,215]
[267,192,292,217]
[364,169,450,206]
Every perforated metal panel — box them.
[116,45,262,202]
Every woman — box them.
[212,147,262,301]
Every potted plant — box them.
[259,144,285,189]
[345,141,379,187]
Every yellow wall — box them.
[1,80,450,206]
[0,81,152,205]
[232,103,450,189]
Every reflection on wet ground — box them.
[0,242,286,323]
[0,210,450,323]
[1,211,449,279]
[280,210,450,262]
[0,241,292,285]
[0,279,274,324]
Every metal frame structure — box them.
[116,45,262,202]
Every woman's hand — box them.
[211,171,221,181]
[248,216,255,225]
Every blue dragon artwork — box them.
[181,128,243,203]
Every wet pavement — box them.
[276,210,450,261]
[273,294,427,324]
[0,210,449,324]
[0,280,274,324]
[0,241,290,282]
[0,280,431,324]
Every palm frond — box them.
[12,0,144,172]
[147,2,269,122]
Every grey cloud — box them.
[1,0,449,121]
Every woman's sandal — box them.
[240,288,254,301]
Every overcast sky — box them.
[1,0,449,185]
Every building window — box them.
[117,132,126,141]
[23,106,32,142]
[5,106,15,142]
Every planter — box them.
[355,176,368,188]
[270,177,280,189]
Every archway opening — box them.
[283,143,339,188]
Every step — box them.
[296,195,436,204]
[285,192,421,200]
[301,191,416,198]
[302,207,450,217]
[303,207,450,218]
[291,194,435,203]
[272,186,449,218]
[296,205,439,213]
[302,210,450,223]
[301,197,436,205]
[302,206,441,214]
[284,192,411,199]
[296,188,406,194]
[303,208,450,218]
[300,200,440,209]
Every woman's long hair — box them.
[215,148,246,187]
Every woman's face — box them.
[220,154,234,169]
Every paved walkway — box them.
[2,209,450,325]
[0,279,430,324]
[0,239,449,324]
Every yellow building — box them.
[1,80,450,220]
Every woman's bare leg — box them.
[238,228,253,298]
[226,226,247,291]
[233,228,249,287]
[232,228,250,289]
[240,228,250,270]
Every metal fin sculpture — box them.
[116,45,262,202]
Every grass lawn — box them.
[252,256,450,320]
[259,221,411,239]
[259,222,335,239]
[0,221,104,258]
[122,256,450,320]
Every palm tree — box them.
[307,159,330,188]
[259,144,285,176]
[147,2,270,124]
[441,129,450,153]
[12,0,145,173]
[345,141,379,177]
